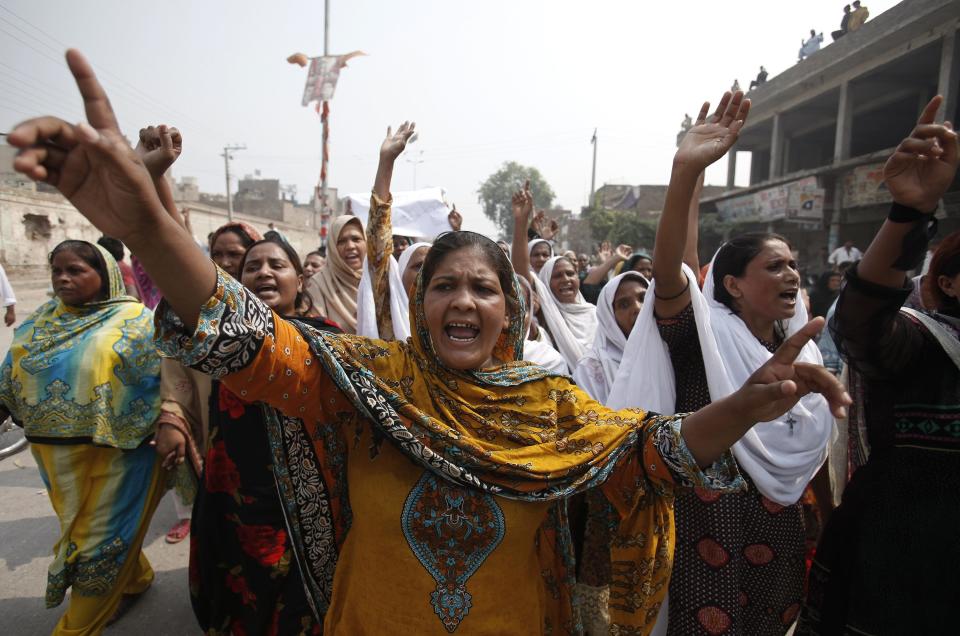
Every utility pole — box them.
[318,0,330,233]
[589,128,598,207]
[222,144,246,221]
[406,150,424,189]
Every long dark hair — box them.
[923,230,960,313]
[712,232,791,313]
[420,231,520,318]
[49,240,110,301]
[240,236,314,317]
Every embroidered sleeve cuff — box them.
[155,267,275,378]
[650,414,745,492]
[370,191,393,209]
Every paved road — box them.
[0,450,200,636]
[0,450,197,635]
[0,286,198,635]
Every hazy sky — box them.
[0,0,899,239]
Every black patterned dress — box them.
[658,305,806,635]
[189,316,341,636]
[797,265,960,635]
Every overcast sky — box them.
[0,0,899,239]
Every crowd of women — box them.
[0,48,957,636]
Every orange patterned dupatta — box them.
[262,237,728,635]
[154,242,741,633]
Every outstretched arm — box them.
[830,96,959,380]
[136,124,185,227]
[9,50,213,329]
[683,171,706,274]
[681,318,849,467]
[368,121,416,340]
[510,180,535,282]
[857,96,958,288]
[654,92,749,318]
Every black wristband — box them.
[889,206,938,271]
[888,201,933,223]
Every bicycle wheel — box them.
[0,418,28,460]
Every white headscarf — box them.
[527,238,553,273]
[518,276,569,374]
[397,241,433,289]
[609,259,833,506]
[534,256,597,370]
[356,241,431,342]
[573,271,648,403]
[528,238,553,255]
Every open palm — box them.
[676,91,751,171]
[8,50,165,242]
[380,121,416,161]
[884,96,959,212]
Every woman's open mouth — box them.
[255,283,278,298]
[444,321,480,343]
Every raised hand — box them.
[380,121,416,162]
[613,244,632,262]
[597,241,612,263]
[136,124,183,178]
[8,50,165,243]
[531,209,558,240]
[448,204,462,231]
[511,179,533,222]
[739,318,850,422]
[884,96,959,212]
[675,91,751,171]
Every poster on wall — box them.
[716,176,823,226]
[842,163,891,207]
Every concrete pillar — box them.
[937,29,960,122]
[834,81,853,163]
[769,114,784,180]
[828,177,843,254]
[726,147,737,190]
[782,137,792,174]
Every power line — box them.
[0,62,80,106]
[0,2,229,141]
[0,101,34,118]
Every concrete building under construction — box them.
[701,0,960,271]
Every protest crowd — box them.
[1,5,958,633]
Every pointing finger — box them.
[917,95,943,126]
[65,49,120,132]
[769,317,824,366]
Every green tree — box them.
[477,162,555,238]
[585,207,657,251]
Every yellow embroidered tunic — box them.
[158,270,742,634]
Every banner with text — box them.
[716,176,824,224]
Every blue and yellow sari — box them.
[0,243,164,635]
